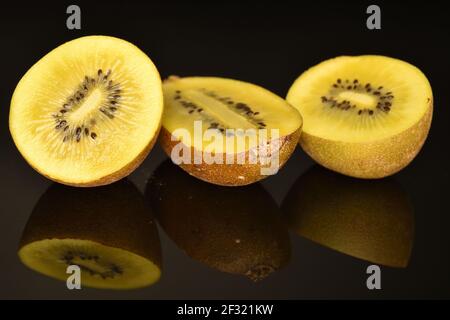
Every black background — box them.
[0,0,449,299]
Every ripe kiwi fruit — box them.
[9,36,163,187]
[146,160,291,281]
[160,76,302,186]
[18,180,162,290]
[287,55,433,179]
[282,166,414,268]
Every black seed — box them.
[188,110,194,114]
[84,128,89,135]
[110,101,117,105]
[358,110,362,115]
[378,86,383,90]
[385,102,392,107]
[337,79,342,83]
[367,88,372,92]
[176,90,181,94]
[227,101,233,105]
[60,109,67,113]
[76,136,81,142]
[174,96,180,100]
[374,91,380,95]
[365,83,371,88]
[321,96,327,102]
[354,79,358,83]
[254,112,259,115]
[198,108,203,112]
[386,92,392,95]
[347,86,352,90]
[369,110,374,115]
[333,84,338,88]
[110,107,117,112]
[64,126,69,131]
[258,122,266,127]
[91,132,97,139]
[76,127,81,135]
[98,69,102,76]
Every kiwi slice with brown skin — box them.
[18,180,162,290]
[160,76,302,186]
[287,55,432,178]
[9,36,163,187]
[282,165,414,268]
[146,160,291,281]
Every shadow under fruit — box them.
[282,165,414,268]
[146,160,291,281]
[18,179,162,290]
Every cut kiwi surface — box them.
[282,166,414,268]
[287,55,432,178]
[10,36,163,186]
[161,76,302,186]
[18,180,162,290]
[146,160,291,281]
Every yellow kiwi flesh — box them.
[282,166,414,267]
[146,160,291,281]
[18,181,162,290]
[161,76,302,186]
[287,55,432,178]
[9,36,163,186]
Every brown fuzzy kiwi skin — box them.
[19,180,162,271]
[159,126,301,186]
[26,125,161,187]
[282,166,414,268]
[146,160,291,281]
[300,101,433,179]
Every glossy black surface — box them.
[1,1,450,299]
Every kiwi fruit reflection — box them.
[282,166,414,268]
[146,160,291,281]
[18,180,162,290]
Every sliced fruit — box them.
[282,166,414,268]
[10,36,163,186]
[287,55,432,178]
[161,76,302,186]
[146,160,291,281]
[18,180,162,290]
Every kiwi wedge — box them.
[18,180,162,290]
[282,166,414,268]
[9,36,163,186]
[160,76,302,186]
[146,160,291,281]
[287,55,432,178]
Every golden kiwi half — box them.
[18,180,162,290]
[287,55,432,178]
[9,36,163,186]
[146,160,291,281]
[160,76,302,186]
[282,165,414,268]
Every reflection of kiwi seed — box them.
[282,166,414,268]
[18,180,162,290]
[146,160,291,281]
[9,36,163,186]
[160,76,302,186]
[287,55,432,178]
